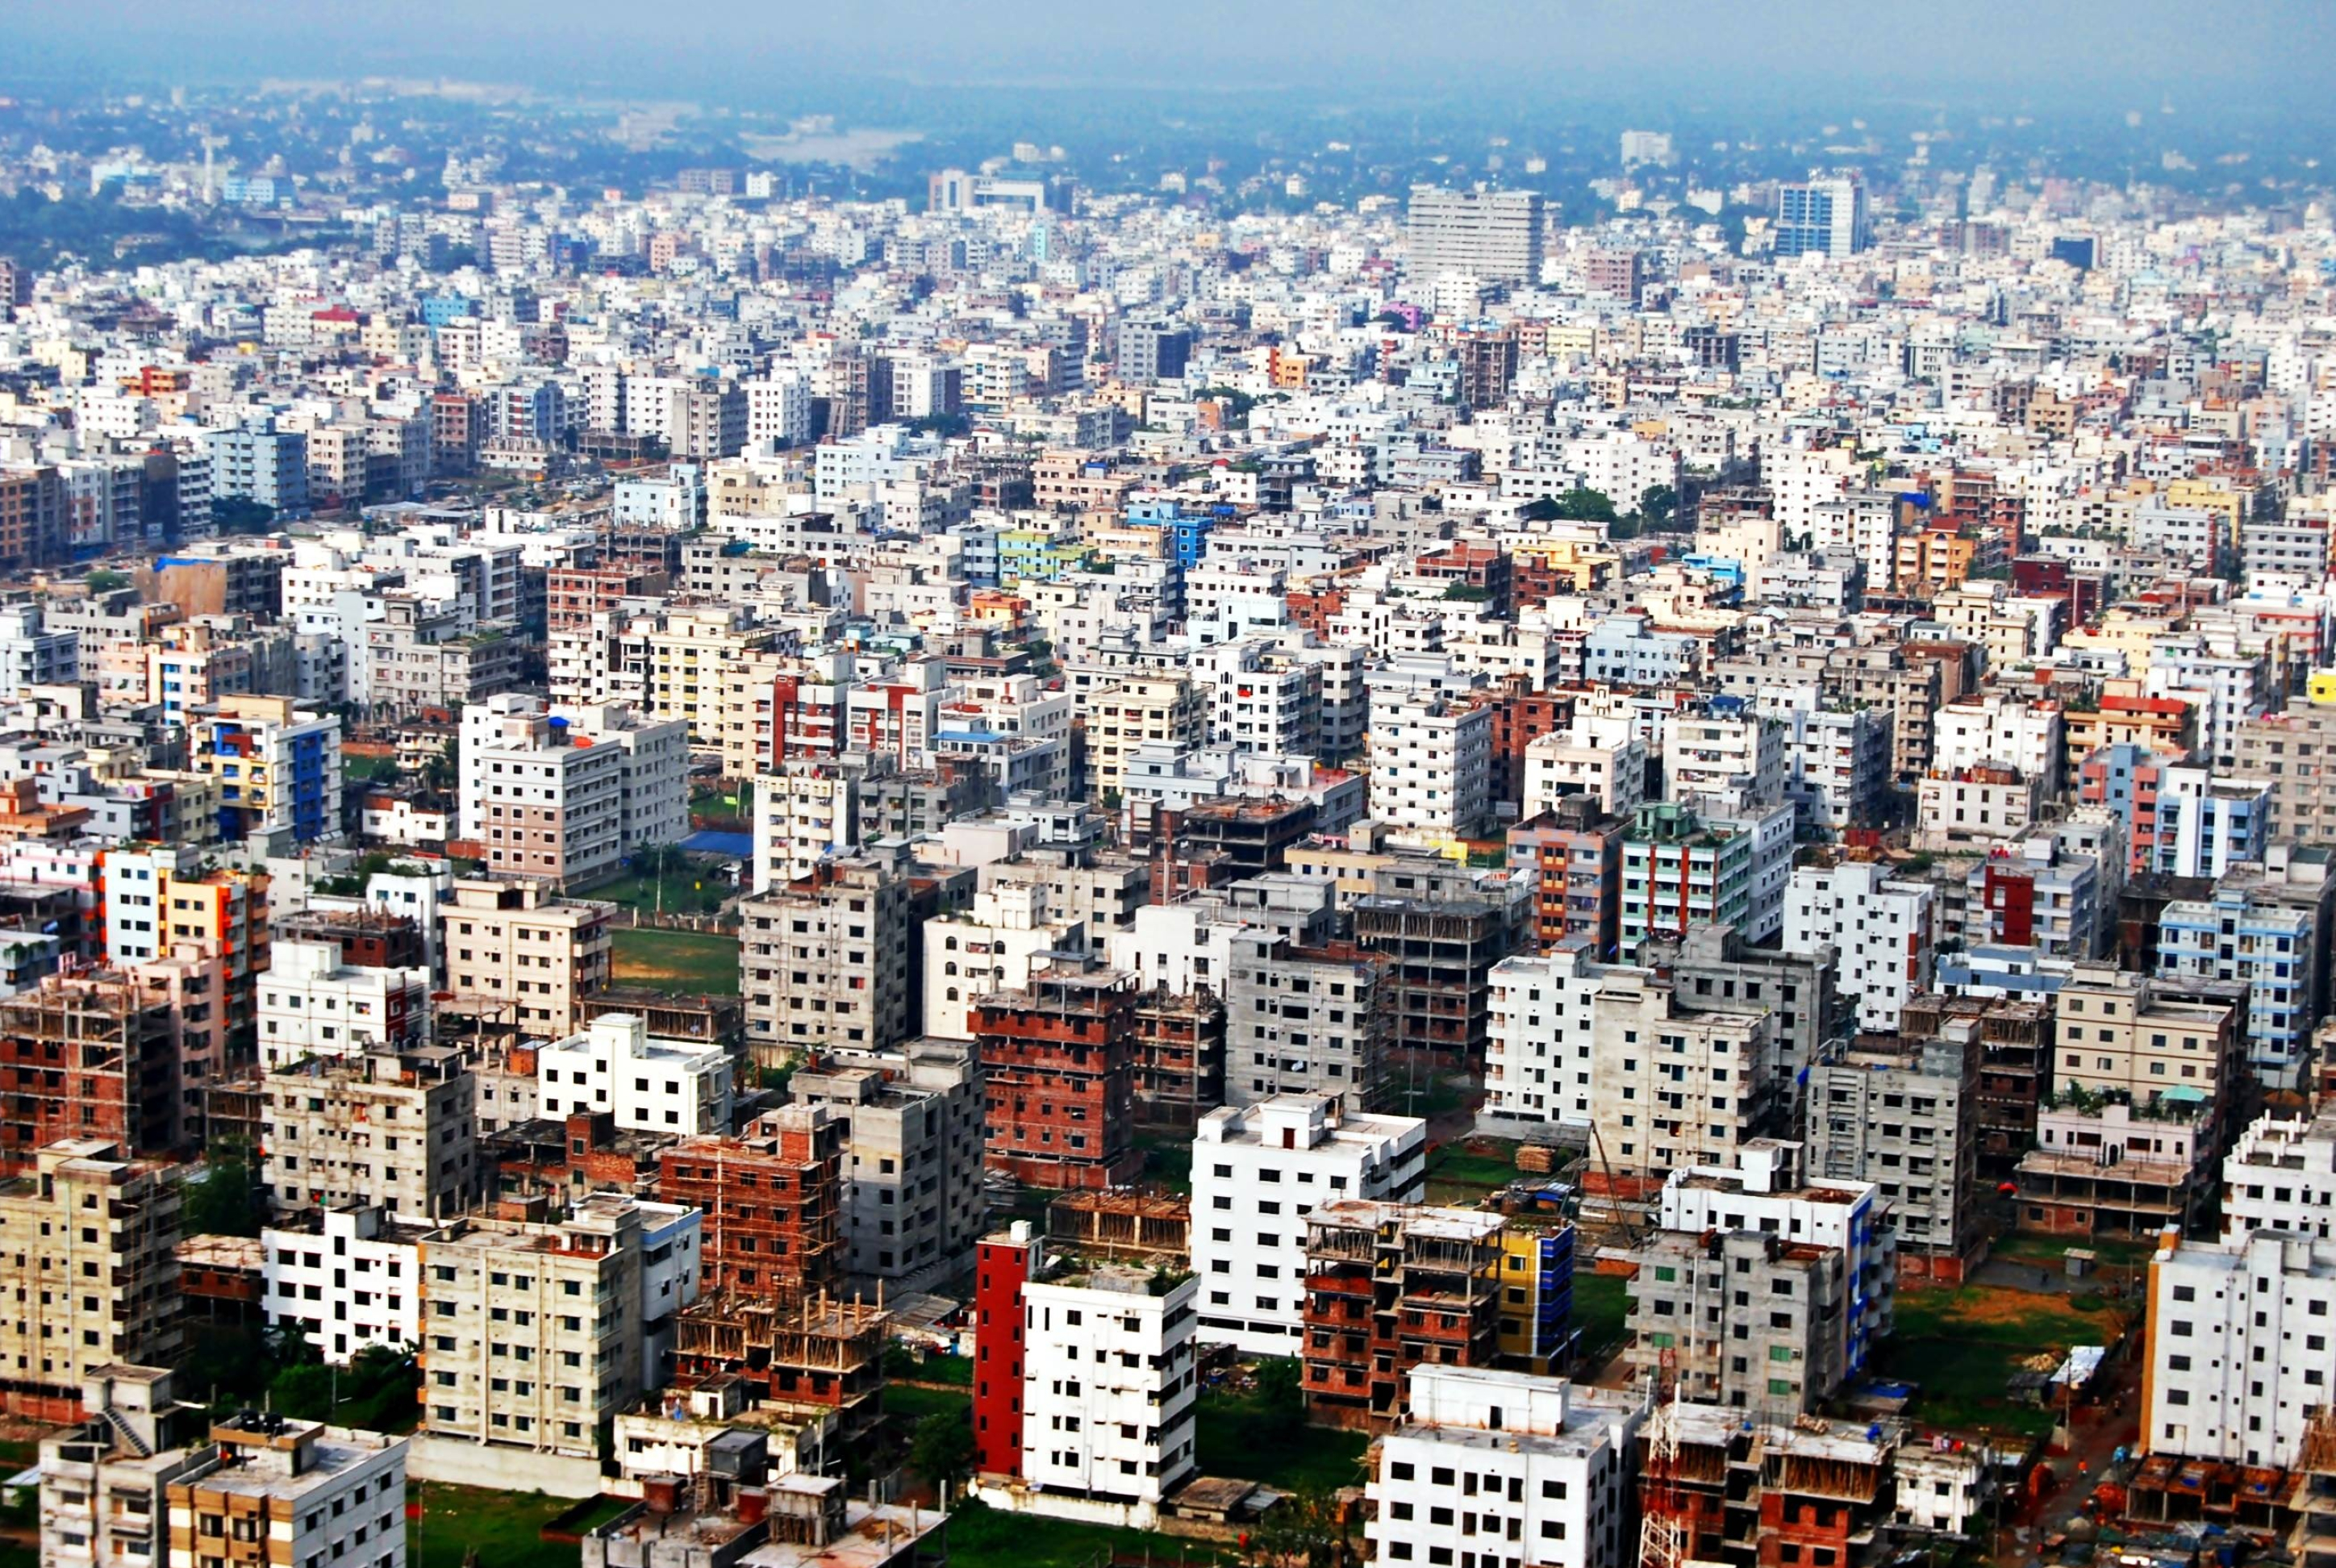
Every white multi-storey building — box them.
[1189,1095,1428,1355]
[264,1204,430,1364]
[534,1012,735,1134]
[2221,1109,2336,1241]
[2146,1228,2336,1470]
[1365,1366,1646,1568]
[1783,862,1933,1032]
[1663,706,1785,813]
[921,880,1086,1040]
[457,694,689,886]
[258,939,432,1068]
[1485,941,1612,1131]
[1368,690,1492,839]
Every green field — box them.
[1875,1282,2133,1437]
[575,866,730,915]
[885,1383,973,1425]
[1988,1232,2159,1270]
[1137,1131,1195,1194]
[949,1500,1236,1568]
[343,753,401,782]
[1571,1271,1633,1364]
[1423,1141,1519,1203]
[1195,1385,1369,1492]
[407,1483,581,1568]
[610,927,741,994]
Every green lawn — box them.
[575,866,731,916]
[885,1383,973,1424]
[949,1499,1237,1568]
[886,1345,974,1384]
[1137,1131,1194,1194]
[1571,1271,1633,1364]
[407,1483,582,1568]
[1875,1282,2134,1439]
[343,753,401,782]
[1424,1141,1519,1203]
[610,928,741,995]
[1195,1385,1369,1491]
[1989,1232,2159,1270]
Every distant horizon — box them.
[8,0,2335,113]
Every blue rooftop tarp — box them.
[680,831,753,859]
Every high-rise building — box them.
[1406,186,1546,286]
[1775,170,1870,259]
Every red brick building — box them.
[657,1105,845,1299]
[0,973,181,1171]
[974,963,1141,1191]
[970,1224,1040,1478]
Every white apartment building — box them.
[1933,694,2065,795]
[1664,707,1785,813]
[1485,942,1610,1131]
[258,939,432,1068]
[2147,1228,2336,1470]
[165,1416,407,1568]
[1189,1095,1428,1355]
[749,765,862,893]
[1009,1261,1199,1528]
[2221,1109,2336,1241]
[1522,732,1646,817]
[264,1204,430,1364]
[1366,1366,1646,1568]
[535,1012,736,1135]
[1784,862,1933,1032]
[1368,691,1493,839]
[921,880,1087,1040]
[1590,966,1782,1179]
[458,694,689,886]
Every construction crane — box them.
[1588,1122,1650,1245]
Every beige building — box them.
[165,1416,407,1568]
[1084,675,1206,803]
[740,855,913,1061]
[2234,693,2336,845]
[417,1195,700,1462]
[261,1051,480,1221]
[0,1141,182,1420]
[442,878,615,1036]
[641,606,779,746]
[1589,970,1783,1181]
[2052,962,2242,1109]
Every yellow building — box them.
[1495,1223,1574,1375]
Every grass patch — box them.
[343,753,401,782]
[407,1483,581,1568]
[886,1345,974,1384]
[1990,1233,2158,1270]
[949,1499,1237,1568]
[575,866,729,915]
[1572,1271,1633,1363]
[1195,1386,1368,1492]
[610,928,740,995]
[884,1383,972,1425]
[1874,1282,2136,1439]
[1137,1131,1194,1195]
[1424,1141,1520,1203]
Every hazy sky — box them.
[11,0,2336,104]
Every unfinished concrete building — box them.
[1641,921,1844,1104]
[1300,1201,1504,1430]
[1130,986,1225,1128]
[974,962,1141,1191]
[1224,934,1395,1112]
[1625,1229,1850,1416]
[1898,992,2050,1178]
[673,1289,890,1436]
[1352,889,1525,1064]
[0,972,183,1170]
[1042,1191,1191,1264]
[740,856,913,1065]
[2285,1407,2336,1568]
[1646,1406,1902,1568]
[1806,1028,1982,1281]
[657,1105,846,1299]
[789,1043,986,1296]
[261,1047,479,1221]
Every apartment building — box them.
[418,1195,701,1462]
[457,695,690,886]
[0,972,182,1170]
[1223,933,1395,1112]
[261,1050,478,1220]
[1365,1366,1644,1568]
[442,878,614,1036]
[1504,797,1627,960]
[1640,922,1841,1096]
[535,1011,735,1136]
[1806,1030,1980,1280]
[257,938,431,1069]
[1189,1095,1428,1355]
[1587,965,1783,1181]
[1301,1200,1504,1429]
[1085,676,1206,803]
[976,962,1141,1191]
[1784,861,1933,1032]
[970,1221,1200,1529]
[1625,1227,1850,1414]
[2146,1228,2336,1470]
[0,1140,182,1420]
[188,693,341,844]
[1484,940,1612,1132]
[922,879,1087,1041]
[655,1105,845,1298]
[161,1415,407,1568]
[263,1203,434,1364]
[36,1366,211,1568]
[1663,702,1785,813]
[2052,961,2242,1116]
[1368,691,1494,840]
[2234,691,2336,844]
[740,855,912,1061]
[790,1044,987,1295]
[2157,849,2334,1086]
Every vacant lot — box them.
[1572,1271,1633,1365]
[949,1500,1235,1568]
[610,927,741,994]
[1195,1378,1370,1492]
[1875,1282,2133,1437]
[407,1483,581,1568]
[1424,1140,1520,1203]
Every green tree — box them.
[907,1412,976,1491]
[86,569,131,594]
[1639,484,1681,531]
[1252,1356,1306,1441]
[213,497,277,535]
[183,1151,263,1237]
[1551,487,1617,523]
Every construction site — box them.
[1900,993,2050,1178]
[672,1287,892,1437]
[973,961,1141,1191]
[1640,1400,1904,1568]
[657,1104,847,1299]
[1128,986,1224,1128]
[1042,1189,1190,1263]
[1300,1199,1504,1430]
[0,970,183,1170]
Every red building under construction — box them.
[657,1104,845,1299]
[974,962,1141,1191]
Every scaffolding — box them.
[1043,1191,1191,1261]
[674,1287,892,1434]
